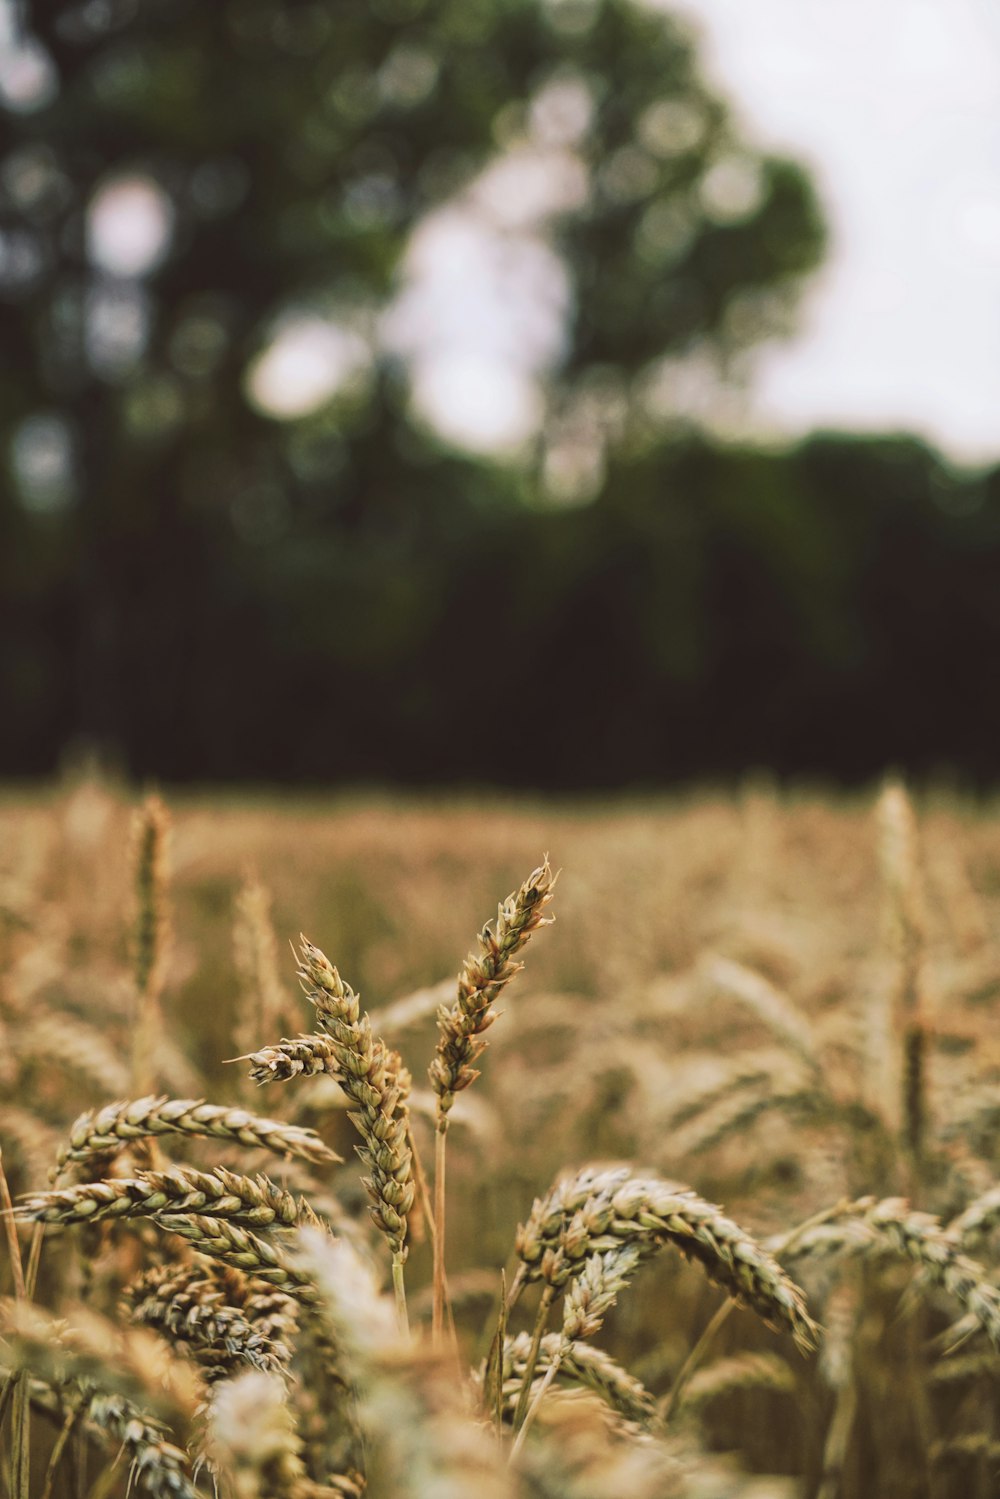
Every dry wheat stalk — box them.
[233,872,290,1063]
[18,1165,301,1229]
[131,795,171,1096]
[54,1096,340,1176]
[429,859,555,1339]
[295,939,414,1328]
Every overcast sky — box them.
[667,0,1000,465]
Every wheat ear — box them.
[429,859,556,1340]
[295,939,414,1331]
[54,1096,340,1177]
[18,1165,300,1228]
[513,1167,817,1349]
[125,1263,295,1379]
[131,794,171,1096]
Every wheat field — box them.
[1,776,999,1499]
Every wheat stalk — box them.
[19,1165,301,1229]
[54,1096,340,1177]
[429,859,555,1340]
[294,939,414,1330]
[233,872,290,1064]
[131,794,171,1096]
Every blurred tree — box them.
[2,0,825,779]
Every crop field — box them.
[1,777,999,1499]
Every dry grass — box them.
[1,775,999,1497]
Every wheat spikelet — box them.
[1,1297,200,1421]
[294,939,413,1326]
[296,943,413,1252]
[930,1433,1000,1466]
[296,1231,515,1499]
[428,859,555,1339]
[16,1012,132,1097]
[875,779,929,1160]
[560,1244,644,1344]
[512,1391,688,1499]
[55,1096,340,1176]
[19,1164,300,1228]
[6,1370,200,1499]
[246,1034,335,1085]
[89,1389,200,1499]
[928,1350,1000,1384]
[699,955,819,1072]
[0,1107,61,1187]
[208,1368,310,1498]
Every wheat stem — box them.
[659,1297,735,1423]
[432,1122,448,1342]
[511,1285,555,1433]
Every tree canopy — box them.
[2,0,877,785]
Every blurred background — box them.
[3,0,999,790]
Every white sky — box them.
[667,0,1000,464]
